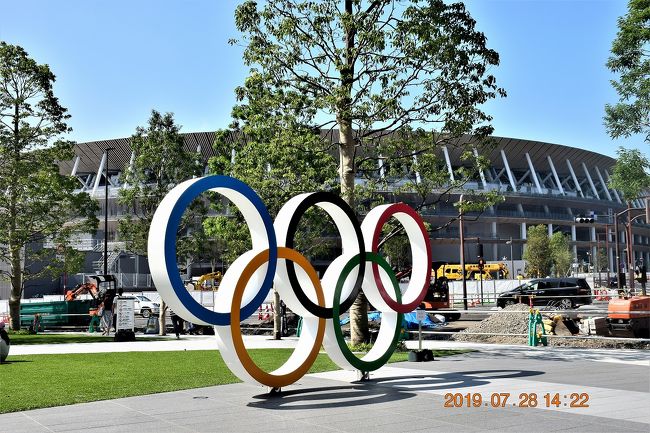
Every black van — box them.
[496,278,592,309]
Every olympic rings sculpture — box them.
[148,175,432,388]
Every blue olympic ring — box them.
[161,175,277,325]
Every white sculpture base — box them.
[0,339,9,363]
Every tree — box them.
[118,110,203,334]
[607,147,650,202]
[523,225,552,278]
[230,0,505,344]
[604,0,650,143]
[0,42,98,330]
[607,146,650,295]
[549,232,572,278]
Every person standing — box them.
[112,288,124,331]
[100,292,114,336]
[170,309,183,339]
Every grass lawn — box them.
[0,348,470,414]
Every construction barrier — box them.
[528,308,548,347]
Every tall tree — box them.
[604,0,650,142]
[230,0,505,344]
[607,146,650,294]
[118,110,203,334]
[523,225,552,278]
[0,42,98,330]
[549,232,572,278]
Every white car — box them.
[131,295,160,318]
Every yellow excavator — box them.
[186,271,222,291]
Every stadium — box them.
[3,132,649,298]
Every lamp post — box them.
[613,202,648,294]
[595,226,611,287]
[103,147,114,275]
[506,237,514,279]
[459,194,468,310]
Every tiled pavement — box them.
[1,337,648,433]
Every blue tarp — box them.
[339,311,442,329]
[402,312,441,329]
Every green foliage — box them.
[524,228,573,278]
[118,110,204,258]
[207,76,339,260]
[233,0,505,137]
[202,214,252,265]
[523,225,552,278]
[0,42,99,329]
[228,0,505,344]
[347,341,375,352]
[228,0,506,211]
[607,146,650,202]
[605,0,650,142]
[549,232,572,277]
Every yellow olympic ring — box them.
[228,247,325,388]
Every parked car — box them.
[130,295,160,318]
[497,278,592,309]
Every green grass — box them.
[0,348,470,413]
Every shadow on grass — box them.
[1,359,34,364]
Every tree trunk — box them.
[340,121,368,344]
[339,0,368,345]
[8,244,22,330]
[159,300,167,336]
[273,288,281,340]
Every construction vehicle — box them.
[435,262,509,281]
[64,275,117,301]
[21,275,117,329]
[606,295,650,338]
[65,282,99,301]
[186,271,222,291]
[419,262,461,321]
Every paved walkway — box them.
[2,336,649,433]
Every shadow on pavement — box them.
[372,369,544,392]
[248,384,416,410]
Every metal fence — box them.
[68,273,154,289]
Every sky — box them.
[0,0,646,159]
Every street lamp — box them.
[459,194,468,310]
[613,201,648,294]
[103,147,114,275]
[506,237,514,279]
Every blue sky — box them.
[0,0,645,158]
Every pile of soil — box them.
[453,304,529,345]
[452,303,650,349]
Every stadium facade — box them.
[4,132,648,298]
